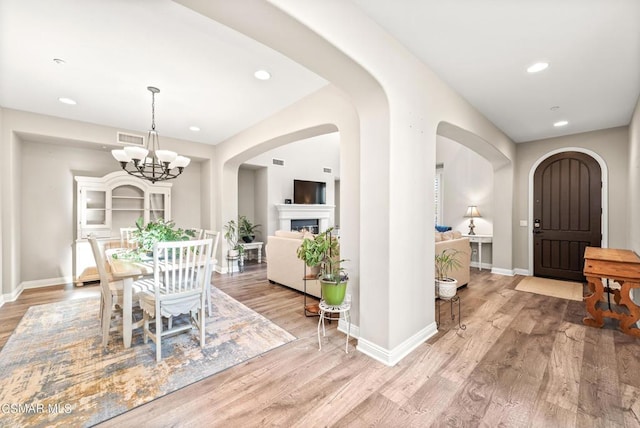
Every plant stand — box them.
[317,300,351,353]
[436,295,466,331]
[303,264,320,317]
[226,255,239,276]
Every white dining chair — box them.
[139,238,213,362]
[202,230,221,317]
[120,227,138,250]
[89,235,153,347]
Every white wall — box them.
[19,139,202,282]
[437,136,494,266]
[245,132,340,238]
[182,0,515,365]
[437,136,494,235]
[629,96,640,254]
[514,127,630,272]
[1,108,213,292]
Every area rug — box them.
[515,276,584,301]
[0,287,296,427]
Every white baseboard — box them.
[356,322,438,367]
[513,268,530,276]
[21,276,73,290]
[3,276,73,304]
[3,284,24,303]
[491,267,515,276]
[470,261,493,270]
[338,319,360,339]
[0,294,4,308]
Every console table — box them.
[463,234,492,271]
[241,241,263,263]
[583,247,640,337]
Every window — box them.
[435,164,443,225]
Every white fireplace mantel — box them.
[275,204,335,232]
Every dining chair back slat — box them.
[202,230,221,316]
[141,238,213,361]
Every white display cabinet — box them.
[74,171,172,285]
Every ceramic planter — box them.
[321,279,348,305]
[436,278,458,299]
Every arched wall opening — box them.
[436,121,514,274]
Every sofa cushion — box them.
[442,231,454,241]
[435,232,443,242]
[452,230,462,239]
[275,230,304,239]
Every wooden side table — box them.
[318,300,351,353]
[583,247,640,337]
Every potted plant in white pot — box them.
[435,248,463,299]
[224,219,241,257]
[297,227,348,305]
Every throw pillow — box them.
[442,231,454,241]
[435,232,442,242]
[452,231,462,239]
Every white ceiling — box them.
[1,0,638,146]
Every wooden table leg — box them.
[617,281,640,337]
[583,276,605,328]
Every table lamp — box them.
[464,205,481,235]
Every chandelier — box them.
[112,86,190,183]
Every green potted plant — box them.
[435,248,462,299]
[297,227,348,305]
[116,217,194,259]
[224,219,240,257]
[238,215,261,243]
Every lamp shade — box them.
[169,155,191,169]
[155,149,178,163]
[123,146,149,161]
[111,149,131,163]
[464,205,481,218]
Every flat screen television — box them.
[293,179,326,204]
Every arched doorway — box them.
[533,151,602,281]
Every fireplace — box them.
[275,204,335,232]
[291,219,319,233]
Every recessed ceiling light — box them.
[53,58,66,65]
[58,97,76,105]
[254,69,271,80]
[550,106,560,111]
[527,62,549,73]
[189,126,200,132]
[553,120,569,127]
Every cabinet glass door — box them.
[149,193,166,221]
[84,189,107,226]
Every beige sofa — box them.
[435,231,471,287]
[266,230,321,298]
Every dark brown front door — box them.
[533,151,601,281]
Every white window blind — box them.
[435,164,444,225]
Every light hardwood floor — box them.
[2,264,640,427]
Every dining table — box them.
[105,249,155,348]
